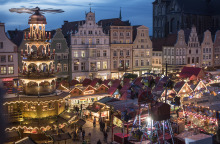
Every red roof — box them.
[180,66,202,78]
[81,78,92,87]
[174,81,185,93]
[102,79,112,87]
[90,78,102,87]
[108,87,118,95]
[70,79,79,86]
[123,78,131,84]
[120,83,131,95]
[120,91,130,100]
[111,79,121,88]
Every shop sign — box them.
[113,116,123,128]
[84,90,94,95]
[2,78,14,82]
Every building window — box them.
[113,32,117,36]
[74,51,78,57]
[176,49,179,56]
[141,60,144,66]
[56,43,61,49]
[103,61,107,69]
[57,55,61,60]
[192,57,194,63]
[81,51,85,57]
[203,48,205,53]
[171,49,174,56]
[141,45,144,48]
[63,55,68,59]
[119,60,124,67]
[82,39,85,44]
[159,59,161,64]
[141,52,144,57]
[74,62,78,71]
[8,55,13,62]
[103,50,107,57]
[146,51,150,56]
[113,61,117,69]
[126,50,130,56]
[203,55,205,60]
[126,32,130,36]
[8,65,14,74]
[120,50,123,56]
[135,60,138,66]
[97,62,101,70]
[189,50,191,54]
[120,40,123,43]
[206,48,208,53]
[0,42,3,49]
[104,39,106,44]
[120,32,123,36]
[113,51,117,57]
[1,55,6,62]
[196,57,199,63]
[89,39,92,45]
[209,54,211,59]
[126,40,130,43]
[209,48,211,53]
[126,60,130,67]
[188,57,190,64]
[96,39,100,44]
[81,62,85,71]
[92,50,96,57]
[57,63,62,72]
[164,49,167,55]
[146,60,150,65]
[0,66,6,74]
[88,30,93,35]
[90,62,96,70]
[63,64,68,72]
[196,49,198,54]
[179,49,181,55]
[97,50,100,57]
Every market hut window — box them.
[24,103,36,111]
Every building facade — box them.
[201,30,214,67]
[50,28,70,81]
[214,31,220,67]
[152,51,162,74]
[186,26,201,67]
[153,0,220,38]
[110,26,133,79]
[0,23,18,87]
[133,25,152,76]
[71,11,111,81]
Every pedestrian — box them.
[97,139,102,144]
[82,129,85,141]
[102,121,105,132]
[73,131,77,141]
[104,130,108,142]
[100,121,104,132]
[93,117,96,127]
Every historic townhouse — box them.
[186,26,201,67]
[201,30,214,67]
[133,25,152,76]
[0,23,18,86]
[71,10,110,81]
[214,31,220,66]
[51,28,70,81]
[110,26,133,79]
[152,51,162,74]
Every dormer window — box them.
[89,23,91,25]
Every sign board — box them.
[113,116,123,128]
[84,90,94,95]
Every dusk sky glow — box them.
[0,0,153,35]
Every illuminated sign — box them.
[2,78,14,82]
[84,90,94,95]
[113,116,123,128]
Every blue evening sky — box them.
[0,0,154,35]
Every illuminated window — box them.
[97,62,101,70]
[126,60,129,67]
[120,50,123,56]
[8,65,14,74]
[63,64,68,72]
[96,39,100,44]
[126,40,130,43]
[146,51,150,56]
[89,39,92,45]
[8,55,13,62]
[74,51,78,57]
[103,61,107,69]
[81,51,85,57]
[141,60,144,66]
[0,66,6,74]
[126,50,130,56]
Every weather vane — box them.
[9,6,64,14]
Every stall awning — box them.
[75,119,86,126]
[51,133,71,142]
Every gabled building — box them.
[186,26,201,67]
[133,25,153,76]
[201,30,214,67]
[179,66,205,80]
[0,23,18,89]
[71,10,111,81]
[51,28,70,81]
[214,30,220,66]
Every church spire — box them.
[119,7,122,20]
[89,3,92,12]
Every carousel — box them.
[3,7,74,142]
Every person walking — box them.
[93,117,96,127]
[102,121,105,132]
[97,139,102,144]
[82,129,85,141]
[104,130,108,143]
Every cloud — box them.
[0,0,154,35]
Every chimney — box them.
[0,23,5,33]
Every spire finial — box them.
[89,3,92,12]
[119,7,122,20]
